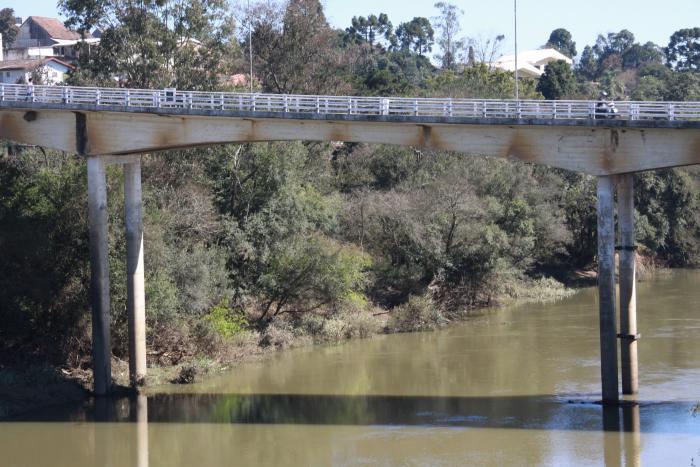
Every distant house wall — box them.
[15,18,54,48]
[0,69,29,84]
[0,61,72,85]
[5,47,55,60]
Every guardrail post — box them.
[0,84,4,102]
[96,89,101,106]
[315,96,320,113]
[668,103,675,121]
[252,94,256,112]
[482,101,487,118]
[284,95,289,113]
[220,93,225,110]
[448,98,453,117]
[413,99,418,116]
[589,102,596,119]
[125,89,131,107]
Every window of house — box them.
[5,72,9,77]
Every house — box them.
[493,48,573,78]
[6,16,99,62]
[0,58,74,85]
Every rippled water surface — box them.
[2,271,700,466]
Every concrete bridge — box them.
[2,83,700,402]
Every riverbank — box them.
[0,261,661,419]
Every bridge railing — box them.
[2,83,700,122]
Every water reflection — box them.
[94,395,148,467]
[6,394,679,467]
[602,404,643,467]
[15,393,694,435]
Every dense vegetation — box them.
[1,1,700,377]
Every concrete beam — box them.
[124,159,147,387]
[87,156,111,396]
[2,108,700,175]
[597,175,619,404]
[617,174,639,395]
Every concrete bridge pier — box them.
[597,174,640,403]
[87,155,147,395]
[124,160,147,387]
[87,156,112,396]
[617,174,639,395]
[597,175,620,404]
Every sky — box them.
[7,0,699,59]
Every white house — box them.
[0,58,74,84]
[493,48,573,78]
[7,16,99,62]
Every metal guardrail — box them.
[1,83,700,122]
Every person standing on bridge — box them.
[25,78,34,102]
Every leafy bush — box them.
[206,298,248,338]
[388,296,447,333]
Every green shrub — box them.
[388,296,447,333]
[206,298,248,338]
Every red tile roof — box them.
[28,16,82,41]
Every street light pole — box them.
[248,0,253,93]
[514,0,519,100]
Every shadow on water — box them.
[6,393,699,435]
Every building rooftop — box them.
[0,58,75,71]
[25,16,82,41]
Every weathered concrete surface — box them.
[124,160,147,387]
[87,156,111,396]
[1,103,700,175]
[597,176,619,404]
[617,174,639,395]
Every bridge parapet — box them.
[2,83,700,122]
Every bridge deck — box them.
[1,83,699,127]
[2,84,700,175]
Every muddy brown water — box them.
[2,270,700,466]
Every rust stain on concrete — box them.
[505,131,536,162]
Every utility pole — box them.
[248,0,253,93]
[514,0,519,100]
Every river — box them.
[2,270,700,466]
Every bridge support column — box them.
[617,174,638,395]
[597,175,619,404]
[124,159,147,387]
[87,156,111,396]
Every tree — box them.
[576,45,598,80]
[665,27,700,71]
[251,0,349,94]
[433,2,465,70]
[0,8,19,47]
[395,17,434,56]
[468,34,505,67]
[536,60,575,100]
[60,0,238,89]
[347,13,393,49]
[622,41,664,69]
[545,28,576,58]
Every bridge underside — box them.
[1,107,700,175]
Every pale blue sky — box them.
[7,0,699,58]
